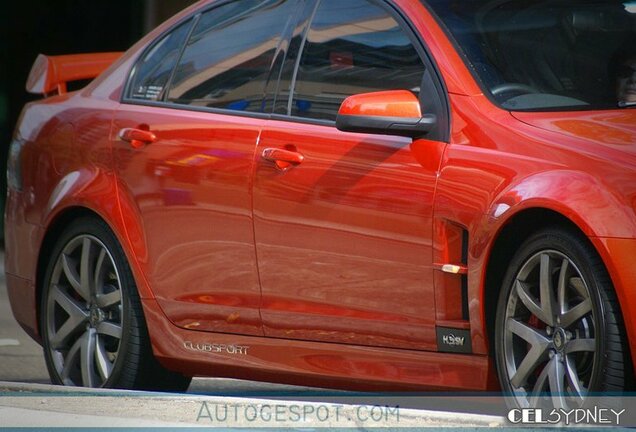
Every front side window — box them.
[167,0,298,112]
[426,0,636,110]
[288,0,426,121]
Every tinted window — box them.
[167,0,298,112]
[426,0,636,110]
[128,19,193,101]
[289,0,426,121]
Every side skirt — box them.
[142,299,490,392]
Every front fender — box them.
[486,170,636,239]
[435,166,635,356]
[475,170,636,372]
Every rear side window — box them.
[167,0,299,112]
[288,0,426,121]
[128,19,193,101]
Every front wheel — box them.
[495,228,628,408]
[40,217,192,391]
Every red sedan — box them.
[6,0,636,409]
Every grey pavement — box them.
[0,382,505,428]
[0,254,50,385]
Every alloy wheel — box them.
[502,250,597,408]
[45,234,124,387]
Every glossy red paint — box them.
[141,297,490,391]
[111,105,264,336]
[5,0,636,393]
[253,119,444,351]
[26,52,123,95]
[338,90,423,118]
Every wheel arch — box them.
[482,208,584,351]
[481,206,635,386]
[479,167,636,346]
[36,207,109,333]
[35,203,154,336]
[482,207,636,391]
[36,206,191,390]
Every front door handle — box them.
[118,128,156,148]
[261,147,304,171]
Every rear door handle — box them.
[118,128,156,148]
[261,147,304,171]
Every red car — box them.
[6,0,636,409]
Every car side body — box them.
[6,0,636,399]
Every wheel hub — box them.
[552,327,567,351]
[89,304,104,327]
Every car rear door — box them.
[112,0,300,336]
[252,0,448,350]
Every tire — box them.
[494,228,628,408]
[40,216,192,391]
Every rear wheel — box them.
[495,228,628,408]
[41,217,192,391]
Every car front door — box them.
[252,0,448,350]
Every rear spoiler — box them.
[26,52,123,96]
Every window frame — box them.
[121,0,298,120]
[122,13,197,105]
[120,0,450,141]
[271,0,450,142]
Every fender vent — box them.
[460,228,469,320]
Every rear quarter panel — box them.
[5,92,142,338]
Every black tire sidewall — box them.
[494,228,611,403]
[40,217,140,388]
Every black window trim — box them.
[119,0,450,142]
[382,0,450,142]
[121,0,294,120]
[120,98,273,121]
[160,13,201,103]
[122,11,197,105]
[284,0,320,116]
[262,0,308,115]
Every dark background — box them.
[0,0,197,242]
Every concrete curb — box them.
[0,380,506,428]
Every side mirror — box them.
[335,90,437,138]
